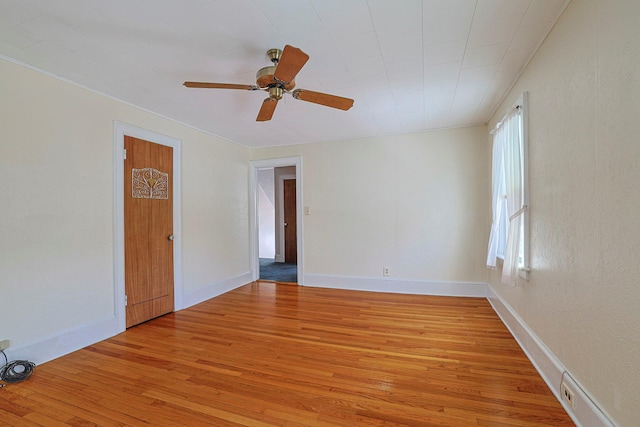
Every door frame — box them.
[250,157,303,284]
[113,122,182,332]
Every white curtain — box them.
[500,108,524,285]
[486,107,525,285]
[486,131,504,269]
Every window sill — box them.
[495,255,530,281]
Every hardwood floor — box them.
[0,282,574,426]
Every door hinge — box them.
[124,295,128,306]
[123,148,127,160]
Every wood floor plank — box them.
[0,282,574,426]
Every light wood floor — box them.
[1,282,574,426]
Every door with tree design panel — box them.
[124,136,174,327]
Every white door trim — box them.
[250,157,303,284]
[113,121,182,332]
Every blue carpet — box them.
[259,258,297,283]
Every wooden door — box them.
[283,179,297,264]
[124,136,174,328]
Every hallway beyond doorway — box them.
[259,258,297,283]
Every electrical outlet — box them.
[0,340,10,351]
[383,266,390,276]
[561,382,575,408]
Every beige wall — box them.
[0,58,250,348]
[253,126,490,285]
[487,0,640,424]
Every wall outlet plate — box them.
[561,382,576,408]
[0,340,10,351]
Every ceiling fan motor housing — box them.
[256,65,295,90]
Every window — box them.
[486,93,530,284]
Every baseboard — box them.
[181,271,253,310]
[3,315,119,366]
[302,274,488,297]
[4,273,252,367]
[487,286,616,427]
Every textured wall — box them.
[0,58,250,348]
[253,126,490,285]
[179,127,250,292]
[487,0,640,425]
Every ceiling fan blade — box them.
[256,98,278,122]
[292,89,354,111]
[184,82,258,90]
[274,45,309,84]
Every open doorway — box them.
[251,157,303,284]
[257,167,297,282]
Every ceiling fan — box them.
[184,45,354,122]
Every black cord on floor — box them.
[0,349,36,386]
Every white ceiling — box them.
[0,0,569,148]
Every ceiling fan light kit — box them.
[184,45,354,122]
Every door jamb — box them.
[250,157,303,284]
[113,121,182,332]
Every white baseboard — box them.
[6,273,253,367]
[487,285,616,427]
[181,271,252,310]
[302,274,488,297]
[4,315,119,366]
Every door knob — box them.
[168,234,174,243]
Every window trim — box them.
[519,92,530,280]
